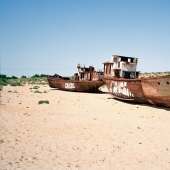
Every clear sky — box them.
[0,0,170,77]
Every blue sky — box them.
[0,0,170,77]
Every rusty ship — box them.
[102,55,170,107]
[47,64,105,92]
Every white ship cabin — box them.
[103,55,140,78]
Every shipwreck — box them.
[102,55,170,107]
[47,64,104,92]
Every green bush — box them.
[12,76,18,79]
[0,75,48,86]
[0,78,8,86]
[38,100,49,104]
[0,78,22,86]
[31,74,46,78]
[0,74,6,78]
[34,90,42,93]
[21,75,27,78]
[40,74,46,77]
[9,80,21,86]
[32,86,40,89]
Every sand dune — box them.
[0,84,170,170]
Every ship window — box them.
[122,71,134,78]
[136,72,139,78]
[121,57,128,62]
[115,70,120,77]
[167,82,169,84]
[158,82,160,85]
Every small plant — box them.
[38,100,49,104]
[43,90,47,93]
[8,90,12,93]
[34,90,42,93]
[0,86,2,91]
[0,139,4,143]
[32,86,40,89]
[32,156,37,160]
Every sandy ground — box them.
[0,84,170,170]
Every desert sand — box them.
[0,84,170,170]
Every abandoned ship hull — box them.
[102,76,170,107]
[102,55,170,107]
[47,77,105,92]
[141,75,170,107]
[102,76,147,104]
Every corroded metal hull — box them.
[102,75,170,107]
[47,76,105,92]
[141,75,170,107]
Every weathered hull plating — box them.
[47,77,105,92]
[141,75,170,107]
[102,75,170,107]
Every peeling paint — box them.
[109,81,134,97]
[65,83,75,89]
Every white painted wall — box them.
[122,63,136,71]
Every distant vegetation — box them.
[1,72,170,86]
[140,71,170,78]
[0,74,48,86]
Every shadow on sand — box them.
[49,88,109,94]
[107,97,170,111]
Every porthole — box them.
[167,82,169,85]
[158,82,160,85]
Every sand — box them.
[0,84,170,170]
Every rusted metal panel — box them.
[141,75,170,107]
[103,77,147,103]
[47,78,104,92]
